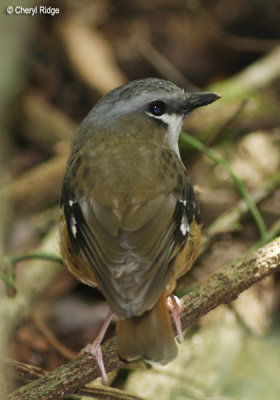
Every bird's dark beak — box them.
[187,92,221,111]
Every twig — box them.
[1,253,62,291]
[134,37,197,90]
[8,253,63,266]
[202,9,280,53]
[33,314,77,361]
[1,257,16,291]
[206,99,248,148]
[21,91,77,153]
[218,31,279,53]
[185,46,280,140]
[6,359,46,380]
[211,45,280,99]
[0,226,63,335]
[0,269,15,289]
[57,16,126,95]
[180,131,267,239]
[8,237,280,400]
[180,237,280,330]
[202,171,280,252]
[252,218,280,251]
[4,154,68,216]
[190,99,249,169]
[6,359,142,400]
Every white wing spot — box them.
[68,200,77,237]
[70,216,77,237]
[180,215,189,236]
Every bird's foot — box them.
[80,310,113,385]
[167,294,183,344]
[82,340,108,385]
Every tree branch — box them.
[9,237,280,400]
[6,359,141,400]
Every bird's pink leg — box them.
[167,294,183,344]
[82,310,113,385]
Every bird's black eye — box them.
[149,101,166,116]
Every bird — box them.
[60,77,220,384]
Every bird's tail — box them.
[116,293,177,364]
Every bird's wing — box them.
[61,155,196,319]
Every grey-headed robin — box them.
[60,78,220,383]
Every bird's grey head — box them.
[76,78,220,154]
